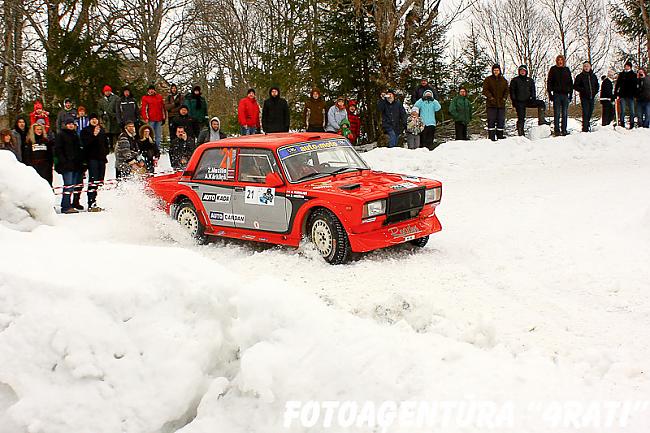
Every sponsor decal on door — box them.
[209,212,245,223]
[202,192,231,203]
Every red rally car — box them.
[148,133,442,264]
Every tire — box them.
[410,235,429,248]
[307,208,351,265]
[175,200,208,244]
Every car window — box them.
[238,149,279,183]
[313,147,357,167]
[193,148,237,181]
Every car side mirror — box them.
[265,172,284,188]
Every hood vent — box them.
[339,183,361,191]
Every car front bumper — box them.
[347,213,442,253]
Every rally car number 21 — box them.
[147,132,443,264]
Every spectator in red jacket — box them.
[238,88,260,135]
[30,101,51,134]
[347,100,361,144]
[141,84,167,151]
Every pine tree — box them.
[610,0,650,63]
[409,21,450,104]
[454,25,491,102]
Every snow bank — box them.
[0,151,56,231]
[2,231,647,433]
[1,127,650,433]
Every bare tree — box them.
[1,0,26,117]
[353,0,442,88]
[573,0,612,71]
[502,0,553,80]
[471,1,508,71]
[118,0,192,84]
[539,0,579,64]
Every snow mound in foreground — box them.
[1,233,648,433]
[0,152,56,231]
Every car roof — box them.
[199,132,345,150]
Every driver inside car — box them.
[286,152,319,181]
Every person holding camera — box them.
[169,125,196,171]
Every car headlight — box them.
[362,199,387,218]
[425,187,442,204]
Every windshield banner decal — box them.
[278,139,350,160]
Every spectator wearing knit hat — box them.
[304,87,326,132]
[172,104,195,137]
[141,84,167,151]
[54,116,84,213]
[30,101,51,134]
[262,86,290,133]
[238,88,260,135]
[185,85,209,137]
[116,86,140,129]
[97,85,120,150]
[347,100,361,145]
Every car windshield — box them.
[278,139,369,183]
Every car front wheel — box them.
[175,200,208,244]
[308,208,351,265]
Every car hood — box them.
[297,170,440,198]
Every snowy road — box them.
[1,126,649,433]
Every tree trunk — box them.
[3,0,25,120]
[638,0,650,61]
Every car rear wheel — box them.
[410,235,429,248]
[175,200,207,244]
[308,208,351,265]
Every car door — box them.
[231,148,289,232]
[190,147,238,227]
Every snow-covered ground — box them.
[1,125,649,433]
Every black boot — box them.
[488,130,497,141]
[496,130,505,140]
[517,126,525,136]
[72,194,84,211]
[538,108,550,125]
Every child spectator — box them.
[76,106,90,136]
[414,89,441,149]
[405,106,425,149]
[347,100,361,144]
[449,86,473,140]
[30,101,50,134]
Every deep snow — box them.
[1,125,649,433]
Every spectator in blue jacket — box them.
[377,89,407,148]
[325,97,349,133]
[414,89,442,149]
